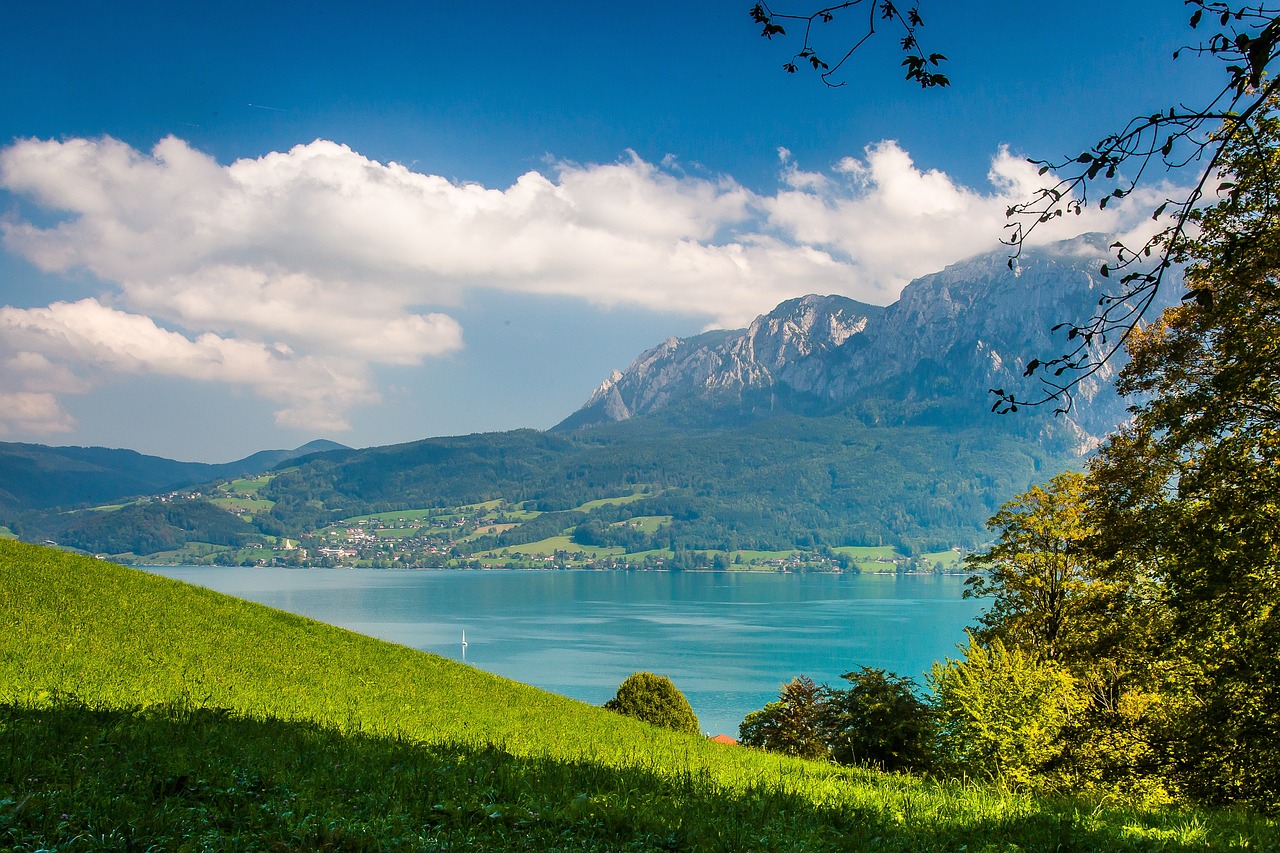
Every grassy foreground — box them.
[0,541,1275,850]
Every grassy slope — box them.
[0,541,1275,851]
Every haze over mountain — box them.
[560,234,1155,449]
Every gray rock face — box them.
[557,296,881,430]
[558,234,1176,448]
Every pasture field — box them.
[2,540,1275,850]
[80,503,129,513]
[499,535,626,558]
[732,549,801,562]
[920,549,965,569]
[227,474,273,495]
[209,495,276,514]
[571,489,652,512]
[212,476,278,514]
[614,514,674,533]
[340,508,445,524]
[833,545,900,561]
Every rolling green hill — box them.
[256,413,1074,556]
[7,412,1075,563]
[0,439,349,514]
[1,541,1275,850]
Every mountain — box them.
[558,234,1170,448]
[0,439,351,513]
[556,294,883,430]
[215,439,353,478]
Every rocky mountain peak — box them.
[555,295,881,431]
[557,234,1178,446]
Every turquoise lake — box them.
[145,567,983,736]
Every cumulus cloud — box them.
[764,141,1159,303]
[0,299,376,431]
[0,392,75,436]
[0,134,1156,435]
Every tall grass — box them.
[1,540,1275,850]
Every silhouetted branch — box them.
[750,1,948,88]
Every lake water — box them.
[144,567,983,736]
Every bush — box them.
[739,671,934,771]
[604,672,700,735]
[822,667,934,772]
[738,676,828,760]
[928,635,1081,788]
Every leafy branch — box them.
[749,1,948,88]
[996,1,1280,415]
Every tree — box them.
[820,667,934,772]
[749,2,949,88]
[738,675,828,759]
[962,468,1175,799]
[928,636,1082,789]
[1085,96,1280,807]
[963,472,1108,663]
[738,669,934,771]
[603,672,701,735]
[961,89,1280,805]
[749,2,1280,414]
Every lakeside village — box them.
[120,483,967,573]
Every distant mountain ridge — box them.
[0,439,350,513]
[558,233,1169,447]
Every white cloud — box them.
[0,134,1159,436]
[763,142,1158,304]
[0,299,376,431]
[0,392,75,436]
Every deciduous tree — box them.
[962,471,1104,664]
[928,636,1081,789]
[1087,98,1280,807]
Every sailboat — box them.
[461,629,468,661]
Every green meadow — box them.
[496,535,626,559]
[571,490,651,512]
[1,540,1275,850]
[615,515,674,534]
[920,549,964,570]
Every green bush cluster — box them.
[603,672,700,735]
[740,669,935,772]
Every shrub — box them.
[822,667,934,772]
[929,635,1081,788]
[738,676,828,760]
[604,672,700,735]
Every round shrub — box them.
[604,672,700,735]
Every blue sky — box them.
[0,2,1214,461]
